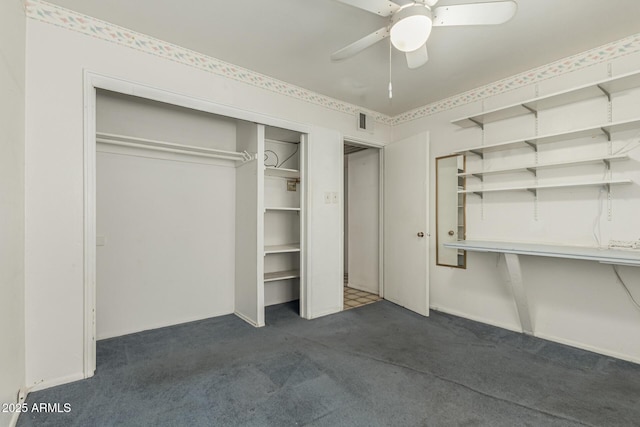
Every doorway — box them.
[343,141,382,309]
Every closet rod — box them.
[96,132,253,161]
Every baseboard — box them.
[308,306,343,320]
[28,372,85,393]
[234,311,263,327]
[533,332,640,365]
[430,305,640,365]
[430,304,523,333]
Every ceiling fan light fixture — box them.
[390,6,433,52]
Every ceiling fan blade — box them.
[335,0,401,17]
[330,27,390,61]
[424,0,439,7]
[432,1,517,26]
[406,44,429,69]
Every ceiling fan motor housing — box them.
[390,5,433,52]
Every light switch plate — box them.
[324,192,331,204]
[331,192,338,204]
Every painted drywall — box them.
[95,91,237,339]
[306,127,345,317]
[0,0,26,425]
[347,148,379,294]
[24,17,362,388]
[394,53,640,363]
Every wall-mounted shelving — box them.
[461,179,632,197]
[459,154,629,179]
[452,70,640,128]
[453,118,640,157]
[450,68,640,223]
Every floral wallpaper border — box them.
[25,0,640,126]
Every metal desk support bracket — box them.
[503,253,534,335]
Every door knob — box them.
[417,232,424,237]
[448,230,455,236]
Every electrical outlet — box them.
[331,192,338,204]
[324,192,331,204]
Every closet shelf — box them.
[96,132,252,162]
[264,269,300,282]
[459,154,629,178]
[452,70,640,128]
[460,179,632,195]
[264,243,300,254]
[265,207,301,212]
[453,117,640,156]
[264,167,300,179]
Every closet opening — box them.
[94,90,306,370]
[343,141,382,310]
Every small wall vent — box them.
[356,111,373,133]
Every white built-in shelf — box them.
[459,154,629,178]
[264,243,300,254]
[96,132,251,162]
[265,207,301,212]
[461,179,632,196]
[264,269,300,282]
[454,118,640,157]
[264,167,300,179]
[444,240,640,266]
[452,70,640,128]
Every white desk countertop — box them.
[444,240,640,267]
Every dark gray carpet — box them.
[17,301,640,426]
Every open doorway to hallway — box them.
[343,141,382,310]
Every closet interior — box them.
[95,90,305,342]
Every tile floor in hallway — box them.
[343,285,381,309]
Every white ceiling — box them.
[45,0,640,116]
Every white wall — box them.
[394,53,640,363]
[0,0,26,425]
[95,91,237,339]
[24,17,366,388]
[347,148,379,294]
[306,128,345,317]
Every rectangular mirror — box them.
[436,154,466,268]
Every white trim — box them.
[28,372,86,393]
[234,311,262,328]
[82,71,97,379]
[534,332,640,365]
[430,305,523,333]
[378,149,385,299]
[83,71,312,372]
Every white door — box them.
[384,132,429,316]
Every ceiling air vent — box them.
[356,111,373,133]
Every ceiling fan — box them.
[331,0,518,69]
